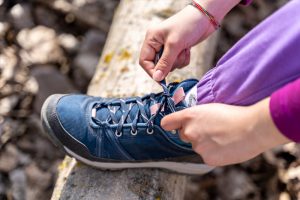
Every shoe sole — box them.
[41,94,214,175]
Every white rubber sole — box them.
[65,147,215,175]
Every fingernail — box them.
[153,70,164,81]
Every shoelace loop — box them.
[91,81,179,137]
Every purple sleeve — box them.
[270,78,300,142]
[240,0,252,5]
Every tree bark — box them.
[51,0,219,199]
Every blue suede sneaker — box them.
[41,79,213,174]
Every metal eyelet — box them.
[146,128,154,135]
[115,130,122,137]
[130,129,137,136]
[171,130,177,135]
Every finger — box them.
[153,42,180,81]
[178,129,191,143]
[139,32,163,77]
[139,43,157,77]
[161,110,185,131]
[173,48,191,70]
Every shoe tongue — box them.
[168,79,198,108]
[96,107,111,122]
[183,85,197,107]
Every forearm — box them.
[251,98,290,152]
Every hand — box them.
[161,98,291,166]
[139,0,241,82]
[139,5,213,82]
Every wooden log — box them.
[51,0,219,199]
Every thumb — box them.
[161,110,185,131]
[153,43,179,81]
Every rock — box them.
[53,157,187,200]
[0,22,9,39]
[9,169,26,200]
[0,144,19,172]
[30,65,77,113]
[0,173,7,198]
[217,169,259,200]
[34,6,60,29]
[72,29,105,88]
[184,174,218,200]
[280,192,291,200]
[71,0,118,27]
[17,26,65,65]
[80,30,105,54]
[0,47,18,82]
[16,129,63,162]
[25,163,52,200]
[0,118,27,147]
[33,0,119,32]
[58,33,79,53]
[0,0,5,20]
[263,143,300,169]
[8,3,35,30]
[281,165,300,184]
[0,95,19,115]
[223,12,247,38]
[23,77,39,95]
[25,163,52,189]
[282,143,300,158]
[280,165,300,199]
[73,53,98,80]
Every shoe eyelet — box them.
[115,130,122,137]
[147,128,154,135]
[130,129,137,136]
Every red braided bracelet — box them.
[190,0,221,30]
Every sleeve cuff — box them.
[270,78,300,142]
[240,0,252,5]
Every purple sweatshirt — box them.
[239,0,300,141]
[240,0,252,5]
[238,0,300,142]
[270,78,300,142]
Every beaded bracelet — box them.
[189,0,221,30]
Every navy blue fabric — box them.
[56,79,198,161]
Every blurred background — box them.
[0,0,297,199]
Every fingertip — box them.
[160,116,168,130]
[160,115,172,131]
[153,70,164,82]
[179,134,190,143]
[161,113,182,131]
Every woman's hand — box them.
[139,5,211,81]
[139,0,240,82]
[161,98,291,166]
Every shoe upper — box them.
[54,79,200,161]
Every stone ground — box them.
[0,0,299,200]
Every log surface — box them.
[51,0,218,199]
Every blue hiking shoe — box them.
[41,79,213,174]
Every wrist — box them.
[250,98,291,152]
[193,0,240,22]
[188,0,240,38]
[182,5,214,41]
